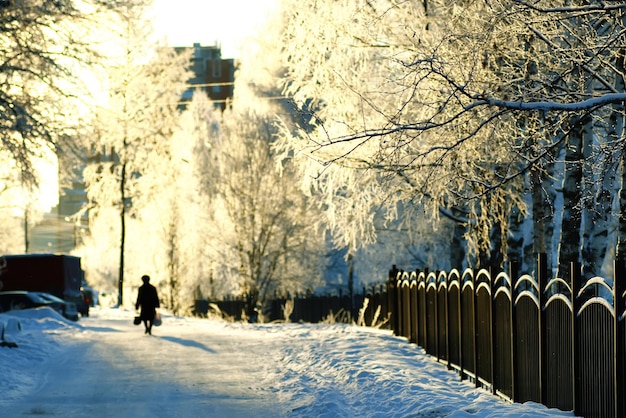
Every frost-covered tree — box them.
[81,2,190,306]
[196,102,327,309]
[268,0,626,278]
[267,0,517,271]
[0,0,132,251]
[137,92,220,314]
[0,0,98,188]
[0,177,36,255]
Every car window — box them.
[35,293,63,303]
[27,293,49,304]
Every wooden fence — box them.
[388,253,626,418]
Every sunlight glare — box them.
[150,0,279,58]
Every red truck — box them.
[0,253,89,316]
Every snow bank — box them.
[0,307,576,417]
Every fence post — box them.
[402,274,411,339]
[421,269,429,349]
[472,269,479,388]
[388,265,399,335]
[614,259,626,418]
[489,267,496,395]
[397,275,404,338]
[410,272,418,344]
[571,261,582,417]
[538,253,548,405]
[443,272,450,369]
[509,259,520,402]
[434,271,440,361]
[458,270,466,381]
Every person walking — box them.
[135,275,160,335]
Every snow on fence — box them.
[387,253,626,418]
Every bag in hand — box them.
[153,311,162,327]
[133,316,141,326]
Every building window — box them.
[212,59,221,78]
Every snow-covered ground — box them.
[0,307,575,417]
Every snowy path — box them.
[0,308,575,417]
[0,312,281,417]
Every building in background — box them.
[28,170,88,254]
[176,43,236,111]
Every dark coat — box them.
[135,283,160,321]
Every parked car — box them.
[75,292,90,317]
[35,292,80,321]
[0,253,87,316]
[81,285,97,307]
[0,291,79,321]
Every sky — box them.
[0,306,576,417]
[150,0,280,59]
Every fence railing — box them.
[194,284,390,325]
[388,253,626,418]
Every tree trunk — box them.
[23,208,29,253]
[489,220,504,271]
[531,167,548,255]
[581,125,612,279]
[617,119,626,259]
[347,253,354,310]
[614,48,626,260]
[557,122,585,280]
[167,206,179,314]
[118,161,126,307]
[532,159,558,277]
[450,220,466,269]
[508,184,532,274]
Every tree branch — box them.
[472,93,626,112]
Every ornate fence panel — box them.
[492,271,513,399]
[513,273,542,403]
[460,269,477,381]
[401,273,411,340]
[436,271,449,363]
[474,269,493,388]
[417,271,427,348]
[615,262,626,418]
[409,273,418,344]
[386,255,626,418]
[388,267,400,335]
[542,258,573,411]
[447,269,462,371]
[574,265,615,418]
[425,271,438,357]
[396,276,405,338]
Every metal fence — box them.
[194,284,390,325]
[388,254,626,418]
